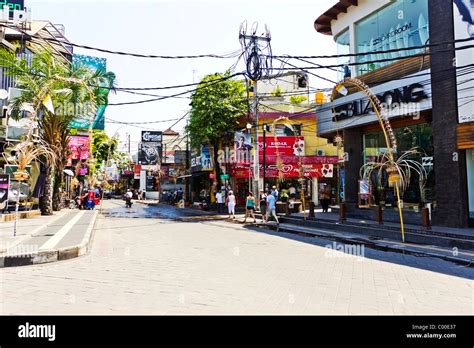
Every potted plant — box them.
[280,190,289,203]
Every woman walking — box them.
[227,190,236,219]
[243,191,256,223]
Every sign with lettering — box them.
[316,70,432,135]
[141,131,162,143]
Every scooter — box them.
[125,197,133,208]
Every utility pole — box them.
[185,119,190,203]
[239,24,272,196]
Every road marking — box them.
[38,211,86,251]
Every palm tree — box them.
[0,48,116,215]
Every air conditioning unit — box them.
[316,149,325,156]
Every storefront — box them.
[315,0,471,227]
[316,70,433,223]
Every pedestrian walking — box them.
[319,184,331,213]
[243,191,256,223]
[227,190,236,219]
[271,185,279,201]
[216,189,224,214]
[266,190,279,224]
[259,189,267,223]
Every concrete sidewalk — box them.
[0,209,98,268]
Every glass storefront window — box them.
[362,123,435,209]
[467,149,474,219]
[335,29,350,81]
[355,0,429,76]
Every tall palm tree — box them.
[0,48,116,215]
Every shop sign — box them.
[257,136,305,156]
[333,83,428,122]
[141,131,162,143]
[258,155,339,165]
[316,70,432,135]
[231,164,334,178]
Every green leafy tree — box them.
[0,48,115,214]
[187,71,248,148]
[91,130,119,173]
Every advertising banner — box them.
[138,142,162,165]
[258,155,339,165]
[69,54,109,130]
[258,136,305,156]
[231,164,334,179]
[68,136,90,162]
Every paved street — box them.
[0,200,472,315]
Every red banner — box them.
[134,164,142,179]
[258,155,339,164]
[230,164,334,178]
[258,136,304,156]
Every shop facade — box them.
[315,0,471,227]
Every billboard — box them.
[67,136,90,162]
[141,131,162,143]
[69,54,108,130]
[258,136,305,156]
[453,0,474,123]
[138,142,161,165]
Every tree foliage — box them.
[187,71,248,148]
[91,130,119,173]
[0,48,116,214]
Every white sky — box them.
[27,0,338,152]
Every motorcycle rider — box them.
[125,189,133,207]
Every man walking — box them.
[216,189,224,214]
[227,190,236,219]
[266,190,279,224]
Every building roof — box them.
[163,128,179,136]
[4,20,73,59]
[314,0,358,36]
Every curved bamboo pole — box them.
[331,79,405,242]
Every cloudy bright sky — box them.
[28,0,338,153]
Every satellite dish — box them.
[0,89,8,100]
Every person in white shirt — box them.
[216,190,224,214]
[226,190,236,219]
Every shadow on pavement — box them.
[242,224,474,281]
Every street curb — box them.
[0,210,99,268]
[0,210,70,255]
[261,223,474,267]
